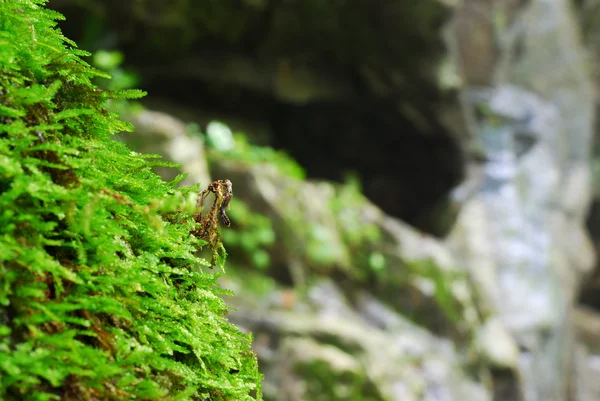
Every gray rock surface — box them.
[448,1,597,400]
[225,276,492,401]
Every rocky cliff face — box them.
[450,1,597,400]
[50,0,600,399]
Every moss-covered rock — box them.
[282,337,380,401]
[0,2,261,400]
[207,145,475,336]
[227,284,491,401]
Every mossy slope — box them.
[0,1,261,400]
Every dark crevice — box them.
[50,0,466,236]
[139,69,464,236]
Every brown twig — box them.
[193,179,233,267]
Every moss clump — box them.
[0,1,261,400]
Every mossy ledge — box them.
[0,1,262,400]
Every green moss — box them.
[330,175,381,248]
[372,257,467,334]
[0,1,261,400]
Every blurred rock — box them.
[112,0,600,398]
[573,306,600,401]
[209,156,479,338]
[448,0,596,400]
[574,0,600,341]
[122,109,501,400]
[474,317,520,369]
[227,276,492,401]
[123,109,211,188]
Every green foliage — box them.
[371,255,466,333]
[92,50,140,92]
[205,121,235,152]
[205,122,305,180]
[0,1,262,400]
[330,176,383,275]
[221,199,275,271]
[226,269,278,301]
[406,259,464,325]
[90,49,143,118]
[330,175,380,248]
